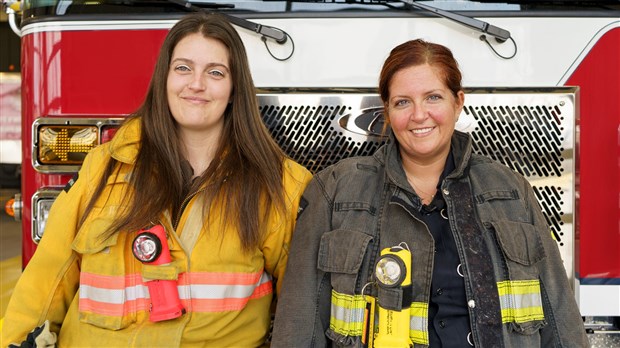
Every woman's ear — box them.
[455,90,465,122]
[382,103,391,135]
[457,90,465,109]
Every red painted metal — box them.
[567,27,620,280]
[20,28,168,266]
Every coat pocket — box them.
[318,230,373,348]
[77,270,142,331]
[73,209,141,330]
[490,220,545,267]
[490,220,547,335]
[318,229,373,293]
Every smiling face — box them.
[386,63,464,165]
[166,33,233,139]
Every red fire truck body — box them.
[5,0,620,340]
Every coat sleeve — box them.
[1,149,102,345]
[523,179,590,347]
[271,174,334,348]
[262,161,312,296]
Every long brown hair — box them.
[82,12,286,251]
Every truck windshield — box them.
[21,0,620,19]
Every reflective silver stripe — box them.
[180,283,263,299]
[80,271,272,304]
[330,302,365,323]
[179,271,272,300]
[409,301,430,345]
[409,314,426,332]
[81,278,271,303]
[80,283,147,303]
[499,290,543,310]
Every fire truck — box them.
[3,0,619,344]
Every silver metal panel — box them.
[257,87,577,283]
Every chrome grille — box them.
[260,102,384,173]
[465,104,566,178]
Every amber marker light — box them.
[38,125,98,164]
[5,198,15,217]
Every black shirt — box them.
[412,152,472,347]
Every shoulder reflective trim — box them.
[497,280,545,323]
[329,290,367,336]
[409,301,430,345]
[79,271,272,317]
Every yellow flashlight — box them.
[373,246,412,348]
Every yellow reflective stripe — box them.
[497,280,545,323]
[498,280,541,296]
[329,294,431,344]
[330,290,367,336]
[409,301,429,345]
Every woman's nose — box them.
[188,73,206,90]
[409,103,426,122]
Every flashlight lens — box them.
[132,232,162,262]
[375,255,404,287]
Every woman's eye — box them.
[209,69,225,78]
[428,94,442,101]
[174,65,191,72]
[394,99,409,107]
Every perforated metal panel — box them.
[258,87,577,281]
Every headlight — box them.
[31,190,60,243]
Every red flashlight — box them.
[132,225,185,322]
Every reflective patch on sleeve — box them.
[64,173,79,193]
[297,197,308,220]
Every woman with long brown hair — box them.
[3,12,311,347]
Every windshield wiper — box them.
[398,0,511,42]
[167,0,288,43]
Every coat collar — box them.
[108,117,141,164]
[381,129,474,193]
